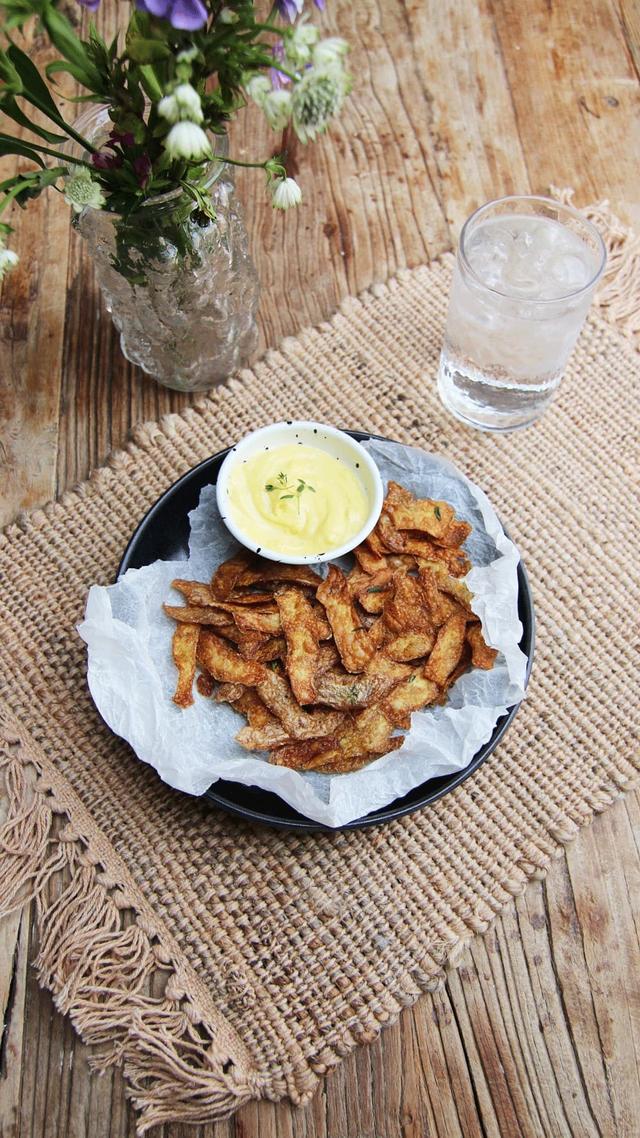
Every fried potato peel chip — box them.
[424,611,468,685]
[163,603,233,627]
[387,490,455,539]
[315,671,397,709]
[171,623,200,708]
[382,674,439,725]
[236,561,322,590]
[197,629,268,686]
[196,672,215,698]
[165,478,498,774]
[273,707,399,773]
[466,623,499,670]
[210,552,255,600]
[384,631,436,662]
[276,588,321,704]
[316,565,375,673]
[257,669,347,740]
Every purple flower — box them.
[136,0,208,31]
[92,149,123,171]
[109,130,136,148]
[275,0,325,18]
[270,40,290,88]
[133,154,152,188]
[78,0,100,10]
[275,0,303,21]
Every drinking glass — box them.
[437,195,606,431]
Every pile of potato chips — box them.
[165,481,497,774]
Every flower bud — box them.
[262,88,293,131]
[158,83,204,124]
[270,176,302,210]
[164,121,213,162]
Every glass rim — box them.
[458,194,607,304]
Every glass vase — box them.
[69,106,259,392]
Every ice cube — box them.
[514,229,534,257]
[549,252,590,291]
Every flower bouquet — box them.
[0,0,351,388]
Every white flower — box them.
[285,16,319,68]
[218,6,239,21]
[177,46,199,64]
[0,245,19,280]
[245,74,272,105]
[64,167,106,214]
[270,176,302,210]
[291,62,351,144]
[312,37,349,68]
[262,88,293,131]
[164,121,213,162]
[158,83,203,124]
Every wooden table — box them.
[1,2,639,1135]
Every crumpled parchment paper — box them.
[78,439,529,827]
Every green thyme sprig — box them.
[265,471,315,514]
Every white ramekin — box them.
[216,421,384,565]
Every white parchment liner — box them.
[78,440,529,827]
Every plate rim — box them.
[117,431,535,833]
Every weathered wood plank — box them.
[1,1,639,1136]
[493,0,640,228]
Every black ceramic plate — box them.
[118,432,535,832]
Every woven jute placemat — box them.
[1,199,639,1133]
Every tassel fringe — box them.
[552,186,640,348]
[0,722,265,1134]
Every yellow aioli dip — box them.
[226,443,370,556]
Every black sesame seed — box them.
[355,462,360,468]
[313,428,318,433]
[256,547,261,553]
[286,420,292,425]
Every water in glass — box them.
[438,200,605,431]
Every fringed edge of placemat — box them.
[1,191,639,1133]
[0,710,273,1133]
[552,187,640,348]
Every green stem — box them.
[23,92,99,154]
[5,138,94,168]
[221,155,270,170]
[0,181,31,214]
[263,62,299,82]
[252,22,288,36]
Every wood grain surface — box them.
[1,2,639,1136]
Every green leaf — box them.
[11,165,65,208]
[1,95,68,144]
[41,8,100,87]
[0,47,22,92]
[45,59,101,87]
[138,63,164,102]
[0,133,45,166]
[6,42,66,122]
[127,38,171,64]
